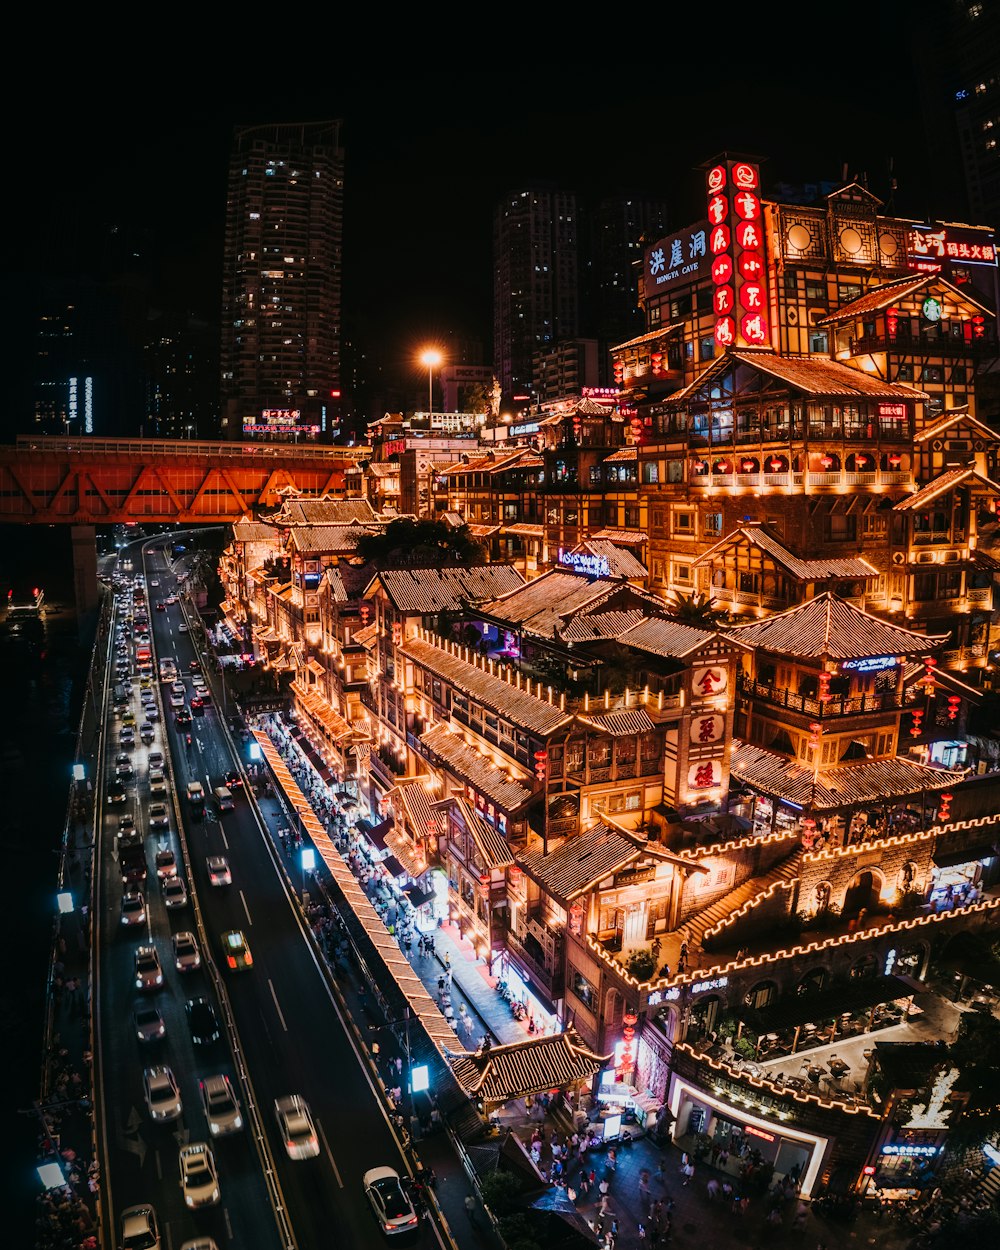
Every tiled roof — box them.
[448,796,515,870]
[324,566,349,602]
[367,462,399,478]
[232,520,279,543]
[502,523,545,537]
[450,1029,611,1102]
[815,275,932,325]
[577,708,657,737]
[352,622,378,649]
[590,529,648,546]
[726,591,946,659]
[491,451,545,472]
[577,540,648,580]
[730,741,966,809]
[602,447,639,463]
[438,451,525,477]
[611,322,685,352]
[517,822,642,904]
[388,779,438,842]
[419,723,534,812]
[383,826,426,878]
[478,571,621,638]
[292,681,356,742]
[367,565,525,613]
[914,408,1000,443]
[271,496,379,525]
[695,526,878,580]
[560,609,649,642]
[892,467,1000,511]
[670,349,926,404]
[467,524,501,537]
[616,616,719,659]
[285,524,380,554]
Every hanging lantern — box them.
[886,306,899,336]
[909,708,924,737]
[888,453,902,468]
[693,459,708,474]
[808,721,822,750]
[650,351,663,374]
[855,454,868,469]
[937,792,953,822]
[508,865,522,886]
[613,361,624,383]
[769,456,784,472]
[923,656,938,691]
[741,458,756,473]
[480,872,491,900]
[820,454,834,470]
[534,750,548,782]
[818,672,832,703]
[392,622,402,647]
[359,603,370,625]
[972,315,985,341]
[568,900,584,935]
[714,458,731,474]
[947,694,961,720]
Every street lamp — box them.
[419,349,443,416]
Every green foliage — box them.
[478,1169,528,1217]
[355,518,486,568]
[666,590,728,625]
[734,1035,757,1059]
[625,949,656,981]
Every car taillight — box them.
[244,952,253,966]
[227,956,236,969]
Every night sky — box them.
[7,12,945,396]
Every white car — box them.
[154,847,177,878]
[172,930,201,972]
[162,875,188,909]
[148,751,164,771]
[149,769,167,797]
[144,1065,182,1121]
[169,691,186,709]
[134,944,164,991]
[119,1204,160,1250]
[274,1094,319,1160]
[149,802,170,831]
[179,1142,220,1208]
[206,855,231,887]
[200,1074,243,1136]
[179,623,189,633]
[363,1165,420,1236]
[121,890,147,927]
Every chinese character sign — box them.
[691,665,728,699]
[691,714,724,745]
[688,760,721,790]
[707,160,771,350]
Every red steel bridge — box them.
[0,435,371,622]
[0,435,369,524]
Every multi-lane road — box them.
[95,540,435,1249]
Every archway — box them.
[843,868,881,918]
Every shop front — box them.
[497,949,561,1037]
[929,845,997,909]
[667,1074,830,1196]
[867,1141,943,1201]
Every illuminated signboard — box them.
[244,407,318,436]
[879,403,907,421]
[511,421,540,438]
[243,423,319,434]
[707,160,770,351]
[383,439,406,458]
[644,222,709,293]
[744,1125,776,1143]
[558,548,611,578]
[841,656,898,673]
[261,408,302,424]
[582,387,623,401]
[880,1144,940,1157]
[907,224,997,272]
[690,976,728,995]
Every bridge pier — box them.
[70,525,99,640]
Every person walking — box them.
[464,1194,476,1222]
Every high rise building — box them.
[220,121,344,442]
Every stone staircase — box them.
[685,847,804,954]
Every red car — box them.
[156,602,166,611]
[191,695,205,714]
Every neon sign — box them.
[841,656,898,673]
[690,976,728,995]
[880,1145,939,1157]
[558,549,610,578]
[745,1125,775,1143]
[511,421,540,437]
[907,224,997,270]
[707,160,770,350]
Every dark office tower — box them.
[221,121,344,441]
[910,1,1000,228]
[493,186,580,406]
[143,309,218,439]
[587,195,671,383]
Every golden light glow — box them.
[419,348,443,370]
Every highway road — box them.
[93,537,436,1249]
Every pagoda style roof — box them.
[420,722,534,813]
[914,407,1000,444]
[560,609,649,642]
[669,349,927,405]
[726,591,946,659]
[364,565,525,614]
[324,566,349,602]
[285,524,380,554]
[450,1029,612,1103]
[590,528,648,546]
[730,741,965,809]
[232,519,279,543]
[267,496,379,526]
[517,822,643,904]
[602,446,639,463]
[437,449,527,476]
[435,795,515,870]
[476,571,621,637]
[568,539,647,580]
[892,466,1000,511]
[695,525,877,581]
[611,322,685,352]
[366,461,399,478]
[617,616,726,660]
[576,708,657,737]
[817,274,993,324]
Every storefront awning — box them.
[932,842,997,869]
[738,975,917,1032]
[404,884,434,909]
[359,818,393,853]
[380,854,405,879]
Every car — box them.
[144,702,161,722]
[156,602,166,612]
[179,623,189,633]
[121,890,147,927]
[206,855,231,887]
[119,1203,160,1250]
[186,997,221,1046]
[199,1073,243,1136]
[150,579,159,587]
[175,707,192,727]
[144,1065,182,1122]
[179,1238,219,1250]
[139,673,153,689]
[154,847,177,878]
[118,812,137,837]
[179,1141,220,1208]
[363,1165,420,1236]
[274,1094,319,1160]
[167,595,178,605]
[149,803,170,832]
[190,695,205,714]
[149,769,167,796]
[108,780,128,805]
[120,727,136,748]
[187,779,205,804]
[220,929,252,971]
[148,751,164,771]
[169,691,186,709]
[189,659,201,671]
[122,709,137,728]
[171,680,186,696]
[172,930,201,973]
[132,1001,166,1043]
[162,875,188,909]
[134,944,164,991]
[223,768,244,791]
[115,754,134,780]
[139,721,155,744]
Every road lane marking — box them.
[317,1120,343,1187]
[269,980,288,1031]
[241,890,252,925]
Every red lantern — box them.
[972,315,985,341]
[693,459,708,474]
[886,306,899,336]
[910,708,924,737]
[820,454,834,470]
[808,721,821,750]
[508,865,522,885]
[855,454,868,469]
[534,750,548,782]
[650,352,663,374]
[480,872,490,900]
[818,672,831,703]
[923,656,938,691]
[769,456,784,472]
[938,792,953,822]
[392,622,402,647]
[360,603,370,624]
[741,458,756,473]
[947,694,961,720]
[888,453,902,468]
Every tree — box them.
[356,518,486,568]
[666,589,727,625]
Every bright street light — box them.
[419,349,443,415]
